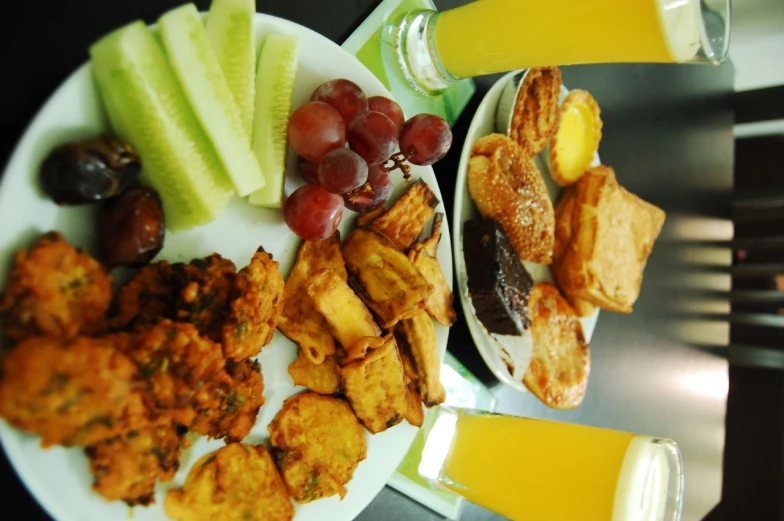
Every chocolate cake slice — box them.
[463,218,533,335]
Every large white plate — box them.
[0,14,451,521]
[452,70,598,392]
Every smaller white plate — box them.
[451,70,600,392]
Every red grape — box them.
[318,148,368,194]
[311,79,369,126]
[343,163,392,213]
[348,111,398,165]
[368,96,405,137]
[287,101,346,162]
[284,185,344,241]
[399,114,453,165]
[297,156,321,185]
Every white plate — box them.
[0,14,451,521]
[452,70,598,393]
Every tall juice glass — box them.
[388,0,731,93]
[419,407,684,521]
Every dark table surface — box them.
[0,1,735,520]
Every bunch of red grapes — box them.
[283,79,453,241]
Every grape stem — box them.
[384,152,412,182]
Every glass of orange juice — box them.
[385,0,730,94]
[418,406,684,521]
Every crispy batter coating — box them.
[120,320,226,428]
[369,180,440,251]
[0,335,147,447]
[111,260,177,331]
[190,359,265,443]
[278,235,346,364]
[288,349,341,395]
[86,420,184,506]
[0,231,112,343]
[165,443,293,521]
[269,392,366,503]
[221,248,284,361]
[394,311,446,407]
[174,254,237,342]
[340,336,408,434]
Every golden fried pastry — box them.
[340,336,408,434]
[553,166,665,314]
[165,443,293,521]
[355,205,386,228]
[509,67,562,157]
[552,188,597,317]
[342,228,432,328]
[268,392,366,503]
[468,134,554,264]
[549,89,602,186]
[190,359,265,443]
[0,335,147,447]
[305,268,380,350]
[408,215,455,326]
[222,248,284,361]
[0,231,111,343]
[288,349,341,395]
[111,260,177,330]
[394,311,446,407]
[86,420,183,506]
[524,283,590,409]
[278,234,346,364]
[173,254,237,342]
[121,320,225,427]
[369,180,440,251]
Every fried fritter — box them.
[342,228,432,329]
[111,260,178,331]
[340,336,408,434]
[0,335,147,447]
[396,333,424,428]
[86,420,184,506]
[0,231,111,343]
[288,349,341,395]
[121,320,226,428]
[395,311,446,407]
[190,358,265,443]
[278,234,346,364]
[222,248,284,361]
[165,443,293,521]
[174,254,237,342]
[369,180,440,251]
[269,392,366,502]
[305,268,381,350]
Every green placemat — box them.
[342,0,475,126]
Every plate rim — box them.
[0,12,452,521]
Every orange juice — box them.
[423,412,679,521]
[432,0,700,78]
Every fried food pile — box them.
[281,179,452,438]
[0,233,282,506]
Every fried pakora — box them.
[110,260,178,330]
[173,254,237,342]
[369,180,440,251]
[269,392,366,502]
[340,336,408,434]
[305,268,381,350]
[221,248,284,361]
[0,335,147,447]
[190,358,265,443]
[0,231,112,343]
[288,349,341,395]
[165,443,293,521]
[119,320,225,428]
[342,228,432,329]
[278,234,346,364]
[395,311,446,407]
[86,420,184,506]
